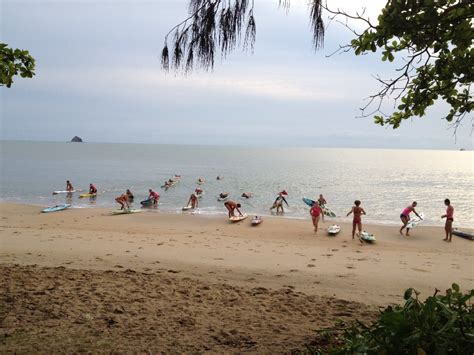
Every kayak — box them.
[453,229,474,241]
[42,204,71,213]
[53,190,76,195]
[79,193,97,198]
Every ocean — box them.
[1,141,473,227]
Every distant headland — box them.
[71,136,83,143]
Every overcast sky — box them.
[1,0,472,149]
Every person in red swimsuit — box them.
[148,189,160,205]
[347,200,366,240]
[186,193,199,209]
[441,198,454,242]
[89,183,97,194]
[310,202,322,233]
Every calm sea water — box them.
[1,141,473,227]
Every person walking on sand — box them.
[399,201,422,236]
[347,200,366,240]
[187,193,199,209]
[66,180,74,192]
[148,189,160,205]
[441,198,454,242]
[224,200,243,218]
[310,202,322,233]
[115,193,129,210]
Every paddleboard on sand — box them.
[452,229,474,241]
[53,190,76,195]
[359,231,376,242]
[327,224,341,235]
[79,193,97,198]
[111,209,142,215]
[251,216,263,226]
[302,197,336,217]
[406,212,425,229]
[42,204,71,213]
[229,213,248,223]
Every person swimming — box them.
[241,192,252,199]
[219,192,229,199]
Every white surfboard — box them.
[111,209,142,215]
[182,206,193,211]
[359,231,376,242]
[327,224,341,235]
[251,216,263,226]
[53,190,76,195]
[229,213,248,223]
[406,212,425,229]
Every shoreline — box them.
[1,202,473,305]
[1,200,471,229]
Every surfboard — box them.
[359,231,376,242]
[53,190,76,195]
[452,229,474,241]
[42,204,71,213]
[229,213,248,223]
[302,197,336,217]
[140,198,154,206]
[406,212,425,229]
[111,209,142,215]
[217,196,229,202]
[79,193,97,198]
[251,216,263,226]
[182,206,193,211]
[327,224,341,235]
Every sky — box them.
[0,0,472,149]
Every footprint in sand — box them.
[411,268,429,273]
[275,274,285,278]
[214,258,224,260]
[346,265,355,269]
[114,265,124,268]
[307,264,316,268]
[289,269,299,273]
[331,249,339,252]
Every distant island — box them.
[71,136,83,143]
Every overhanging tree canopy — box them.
[162,0,473,130]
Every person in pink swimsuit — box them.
[148,189,160,205]
[441,198,454,242]
[399,201,423,236]
[347,200,366,240]
[310,202,322,233]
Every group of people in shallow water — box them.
[64,178,456,242]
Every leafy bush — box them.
[309,284,473,354]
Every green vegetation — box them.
[308,284,474,354]
[0,43,35,88]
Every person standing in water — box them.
[89,183,97,195]
[126,189,134,201]
[115,193,129,210]
[224,201,243,218]
[310,202,322,233]
[148,189,160,205]
[66,180,74,192]
[186,193,199,209]
[399,201,423,236]
[271,190,289,213]
[441,199,454,242]
[347,200,366,240]
[317,194,327,207]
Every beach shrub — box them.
[308,284,474,354]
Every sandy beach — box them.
[1,203,473,352]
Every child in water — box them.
[347,200,366,240]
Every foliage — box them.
[161,0,324,72]
[309,284,474,354]
[337,0,473,129]
[164,1,473,130]
[0,43,36,88]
